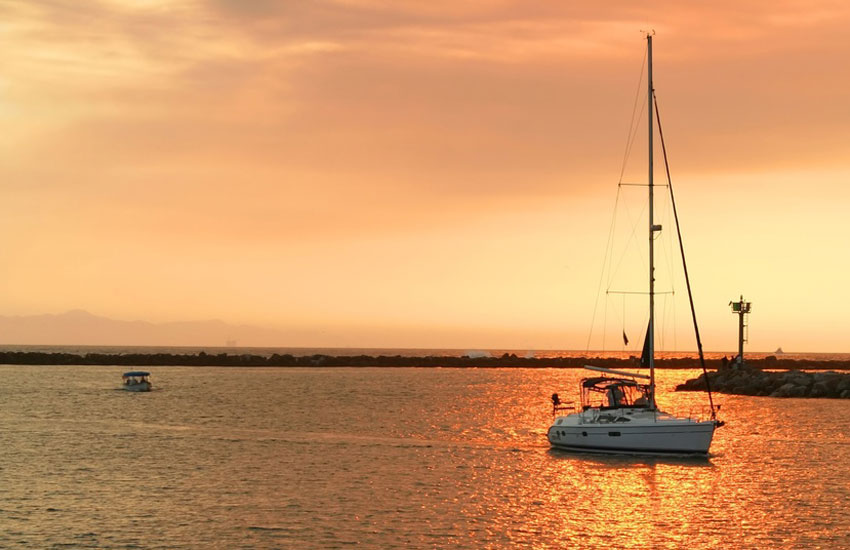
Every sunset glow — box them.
[3,1,850,351]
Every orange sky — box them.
[2,1,850,351]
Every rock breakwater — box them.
[2,351,850,374]
[676,363,850,398]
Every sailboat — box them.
[547,34,722,455]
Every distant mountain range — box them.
[0,310,287,346]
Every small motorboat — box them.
[122,371,152,392]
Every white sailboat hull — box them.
[548,410,716,455]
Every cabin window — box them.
[608,431,621,437]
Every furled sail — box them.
[639,323,651,368]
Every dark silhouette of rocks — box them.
[1,351,850,377]
[676,360,850,398]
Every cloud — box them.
[5,0,850,244]
[3,0,850,348]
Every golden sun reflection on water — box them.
[471,368,848,549]
[508,453,719,549]
[1,366,848,549]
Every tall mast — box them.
[647,33,657,409]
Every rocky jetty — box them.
[2,350,850,374]
[0,351,644,368]
[676,363,850,398]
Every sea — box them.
[2,359,848,549]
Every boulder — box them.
[788,385,808,398]
[771,383,796,398]
[810,382,830,398]
[790,372,813,387]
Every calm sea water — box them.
[2,365,848,549]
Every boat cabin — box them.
[580,377,650,410]
[122,371,151,386]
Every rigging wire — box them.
[593,187,649,356]
[653,91,719,422]
[619,46,649,183]
[655,174,677,352]
[607,194,648,292]
[673,284,678,351]
[585,186,622,354]
[622,295,626,350]
[588,44,651,355]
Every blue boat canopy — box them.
[123,371,150,377]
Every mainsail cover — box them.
[639,323,651,368]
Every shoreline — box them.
[2,351,850,370]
